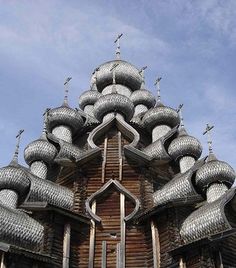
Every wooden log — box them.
[0,253,6,268]
[89,201,96,268]
[63,223,71,268]
[102,241,107,268]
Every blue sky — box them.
[0,0,236,176]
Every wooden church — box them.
[0,35,235,268]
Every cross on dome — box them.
[177,104,184,128]
[203,123,214,154]
[63,77,72,105]
[12,129,24,163]
[114,33,123,59]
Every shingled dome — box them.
[168,128,202,161]
[91,60,142,92]
[195,154,235,191]
[0,165,30,204]
[142,105,180,133]
[79,90,102,110]
[93,93,134,122]
[24,137,57,166]
[48,105,84,134]
[130,89,156,108]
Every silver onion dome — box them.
[130,89,156,108]
[195,154,235,191]
[47,105,84,134]
[142,105,180,133]
[24,138,57,166]
[91,60,142,92]
[168,128,202,160]
[79,90,102,110]
[0,165,30,204]
[93,93,134,122]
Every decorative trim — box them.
[85,179,140,223]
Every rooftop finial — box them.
[139,66,147,89]
[63,77,72,105]
[177,104,184,128]
[203,124,214,154]
[12,129,24,164]
[110,63,119,93]
[114,33,123,60]
[42,108,50,136]
[154,77,162,102]
[91,68,100,90]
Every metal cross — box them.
[176,104,184,128]
[42,108,50,133]
[13,129,24,162]
[154,77,162,102]
[64,77,72,104]
[114,33,123,59]
[139,66,147,84]
[203,124,214,154]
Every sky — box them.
[0,0,236,177]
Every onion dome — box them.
[24,139,57,166]
[195,124,235,193]
[0,165,30,204]
[0,130,31,204]
[24,111,58,166]
[91,60,142,92]
[168,128,202,161]
[195,153,235,191]
[102,84,132,97]
[47,78,84,134]
[48,105,83,134]
[130,89,156,108]
[79,90,102,110]
[142,106,180,133]
[93,93,134,122]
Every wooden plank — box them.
[63,223,71,268]
[89,201,96,268]
[101,241,107,268]
[0,253,6,268]
[102,137,108,183]
[120,193,125,268]
[151,220,159,268]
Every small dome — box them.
[48,106,84,134]
[102,84,132,97]
[79,90,102,110]
[195,154,235,192]
[168,128,202,160]
[130,89,156,108]
[0,165,30,204]
[24,137,57,166]
[142,105,180,133]
[93,93,134,122]
[91,60,142,92]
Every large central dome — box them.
[91,60,142,92]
